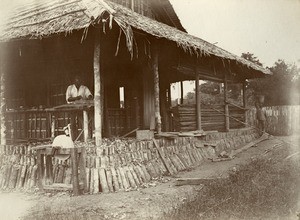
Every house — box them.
[0,0,271,146]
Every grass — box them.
[160,152,300,220]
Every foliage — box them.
[246,59,300,106]
[160,147,300,220]
[241,52,263,67]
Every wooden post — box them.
[79,147,87,192]
[224,73,230,131]
[180,81,184,104]
[0,56,6,146]
[195,73,202,130]
[83,110,89,142]
[37,151,44,190]
[51,115,55,138]
[70,148,80,195]
[152,43,161,133]
[94,29,102,146]
[242,80,247,127]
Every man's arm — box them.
[66,85,82,103]
[67,96,82,102]
[84,87,93,100]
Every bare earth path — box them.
[0,192,38,220]
[2,135,299,220]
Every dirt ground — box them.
[1,135,299,220]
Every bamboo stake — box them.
[98,168,109,193]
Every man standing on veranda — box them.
[66,74,93,103]
[66,74,93,140]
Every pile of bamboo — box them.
[0,145,37,190]
[0,128,259,193]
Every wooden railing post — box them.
[94,28,102,146]
[224,73,230,131]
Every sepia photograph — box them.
[0,0,299,219]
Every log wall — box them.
[0,128,259,193]
[246,105,300,136]
[171,104,245,132]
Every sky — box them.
[170,0,300,67]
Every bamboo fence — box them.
[247,105,300,136]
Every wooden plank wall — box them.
[171,104,245,132]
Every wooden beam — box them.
[224,73,230,131]
[195,73,201,130]
[94,29,102,146]
[152,43,162,133]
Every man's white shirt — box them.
[66,84,92,103]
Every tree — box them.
[241,52,263,66]
[246,58,300,106]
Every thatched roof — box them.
[0,0,271,76]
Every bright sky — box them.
[170,0,300,67]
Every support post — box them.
[180,81,184,104]
[83,110,89,142]
[51,115,55,139]
[242,80,247,127]
[94,29,102,146]
[195,73,202,130]
[70,148,80,196]
[0,55,6,146]
[152,43,161,133]
[224,73,230,131]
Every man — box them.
[255,95,267,136]
[66,74,93,140]
[66,74,93,103]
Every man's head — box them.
[73,74,82,87]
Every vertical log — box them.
[242,81,247,127]
[94,29,102,146]
[83,110,89,142]
[70,148,80,195]
[195,73,201,130]
[0,57,6,145]
[152,43,161,133]
[224,73,230,131]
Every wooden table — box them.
[33,145,87,196]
